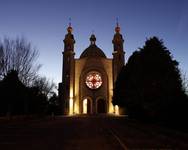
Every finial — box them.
[115,17,120,33]
[67,17,73,33]
[90,34,96,45]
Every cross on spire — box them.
[67,17,73,33]
[69,17,72,27]
[115,17,120,33]
[116,17,119,27]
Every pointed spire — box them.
[67,17,73,33]
[115,17,121,33]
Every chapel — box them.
[58,22,125,115]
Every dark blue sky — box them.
[0,0,188,84]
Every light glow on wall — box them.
[74,103,79,114]
[83,99,87,114]
[69,86,74,115]
[70,87,73,98]
[69,98,73,115]
[114,105,119,115]
[109,102,114,113]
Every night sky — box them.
[0,0,188,86]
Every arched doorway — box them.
[83,98,91,114]
[97,99,106,113]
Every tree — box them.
[113,37,188,124]
[0,46,4,78]
[26,86,48,115]
[0,70,27,115]
[0,70,49,116]
[27,76,56,115]
[0,37,41,85]
[32,76,56,98]
[182,72,188,95]
[0,37,56,117]
[47,93,59,115]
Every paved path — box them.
[0,115,188,150]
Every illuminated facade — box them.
[58,22,125,115]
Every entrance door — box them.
[97,99,106,113]
[83,98,91,114]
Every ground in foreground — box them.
[0,115,188,150]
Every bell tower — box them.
[112,20,125,85]
[61,21,75,115]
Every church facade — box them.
[58,23,125,115]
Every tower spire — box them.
[64,18,75,51]
[69,17,71,27]
[116,17,119,27]
[115,18,121,33]
[112,18,125,86]
[67,18,73,33]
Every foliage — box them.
[32,76,56,97]
[26,86,48,115]
[182,72,188,95]
[113,37,188,124]
[0,70,48,116]
[47,93,59,115]
[0,36,57,116]
[0,37,41,85]
[0,70,27,115]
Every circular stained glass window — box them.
[85,71,102,89]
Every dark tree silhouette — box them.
[182,72,188,95]
[0,37,41,85]
[0,37,56,117]
[0,70,27,115]
[113,37,188,125]
[47,93,59,115]
[27,86,48,115]
[0,70,48,116]
[32,76,56,98]
[0,46,4,76]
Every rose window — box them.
[85,71,102,89]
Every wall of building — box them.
[74,58,86,114]
[73,57,113,114]
[101,58,114,113]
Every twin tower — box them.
[58,22,125,115]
